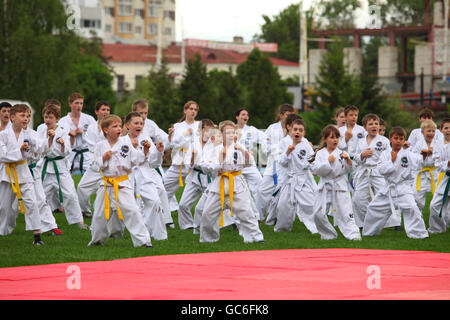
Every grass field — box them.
[1,174,449,268]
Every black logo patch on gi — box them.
[357,133,364,139]
[376,141,382,147]
[400,156,408,168]
[83,124,89,132]
[298,149,306,159]
[375,140,384,151]
[120,145,129,158]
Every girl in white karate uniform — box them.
[200,121,264,244]
[88,115,152,248]
[275,119,318,233]
[312,125,361,241]
[363,127,429,239]
[163,101,200,226]
[256,104,294,221]
[126,112,168,241]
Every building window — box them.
[135,9,144,18]
[105,7,115,17]
[164,10,175,20]
[81,19,101,29]
[105,24,112,33]
[118,0,133,16]
[119,22,133,34]
[135,26,142,34]
[148,0,162,17]
[148,23,158,35]
[135,75,143,83]
[117,75,125,92]
[164,27,172,36]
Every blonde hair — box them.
[421,119,437,130]
[101,114,122,136]
[218,120,236,134]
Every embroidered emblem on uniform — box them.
[120,145,130,158]
[83,124,89,131]
[375,140,384,151]
[298,149,306,159]
[400,156,408,167]
[376,141,382,147]
[233,151,238,164]
[357,133,364,138]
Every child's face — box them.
[346,110,358,126]
[442,122,450,141]
[223,126,236,145]
[44,113,58,129]
[104,120,122,140]
[290,123,305,143]
[184,104,199,121]
[422,127,436,143]
[202,125,213,142]
[136,106,148,121]
[365,119,380,137]
[236,110,249,126]
[126,116,144,137]
[325,133,339,150]
[10,112,29,129]
[213,132,223,146]
[95,105,110,120]
[379,125,386,136]
[390,134,406,150]
[1,107,10,124]
[335,112,346,127]
[69,99,84,113]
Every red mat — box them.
[1,249,449,300]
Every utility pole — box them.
[156,0,166,68]
[443,0,449,104]
[3,0,8,77]
[180,11,185,75]
[299,1,308,110]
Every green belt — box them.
[193,167,211,188]
[70,148,89,174]
[439,172,450,218]
[28,162,37,179]
[155,167,164,182]
[42,156,65,203]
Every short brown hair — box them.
[344,105,359,115]
[43,104,61,119]
[201,119,215,128]
[45,99,61,107]
[219,120,236,134]
[95,100,110,111]
[68,92,84,104]
[440,118,450,129]
[124,111,142,124]
[335,107,345,117]
[362,113,380,126]
[389,127,406,138]
[10,104,30,116]
[418,108,434,120]
[132,99,148,111]
[101,114,122,134]
[291,118,306,129]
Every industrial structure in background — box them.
[303,0,450,111]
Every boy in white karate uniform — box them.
[428,118,450,233]
[40,105,88,229]
[407,108,444,148]
[353,114,401,229]
[275,118,318,233]
[0,102,12,131]
[126,112,168,240]
[77,100,110,218]
[257,104,294,221]
[363,127,429,239]
[0,104,43,245]
[88,115,152,248]
[58,93,96,175]
[312,125,361,240]
[411,120,442,212]
[200,121,264,244]
[177,119,215,230]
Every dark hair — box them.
[285,113,302,132]
[291,118,306,129]
[418,107,434,120]
[440,118,450,129]
[124,111,142,124]
[234,108,247,121]
[45,99,61,107]
[0,102,12,110]
[43,104,61,119]
[319,124,341,149]
[274,103,294,122]
[361,113,380,126]
[379,118,386,126]
[68,92,84,104]
[95,100,110,111]
[389,127,406,138]
[201,118,215,128]
[344,105,359,115]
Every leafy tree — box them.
[237,48,293,129]
[368,0,434,26]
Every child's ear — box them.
[211,136,215,142]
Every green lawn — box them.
[0,175,449,268]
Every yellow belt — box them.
[416,166,436,194]
[103,175,129,221]
[437,172,445,187]
[219,171,242,227]
[179,148,188,187]
[5,160,27,214]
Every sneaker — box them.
[351,236,362,241]
[33,239,44,245]
[394,226,404,232]
[166,223,175,229]
[258,240,266,244]
[51,228,63,236]
[82,212,92,218]
[143,244,153,248]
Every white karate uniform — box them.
[353,134,401,228]
[200,143,264,243]
[275,139,318,234]
[76,121,106,215]
[363,149,429,239]
[257,121,284,220]
[0,127,42,235]
[411,138,442,211]
[428,142,450,233]
[163,121,200,217]
[132,133,168,240]
[25,128,58,233]
[40,126,84,225]
[408,128,444,147]
[58,112,96,174]
[88,136,152,247]
[312,147,361,240]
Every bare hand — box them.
[20,142,29,151]
[131,137,139,148]
[361,148,373,159]
[156,141,164,153]
[103,150,113,162]
[56,138,64,146]
[328,155,336,163]
[286,145,295,155]
[75,127,83,135]
[47,129,55,139]
[345,130,353,142]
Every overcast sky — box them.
[175,0,372,43]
